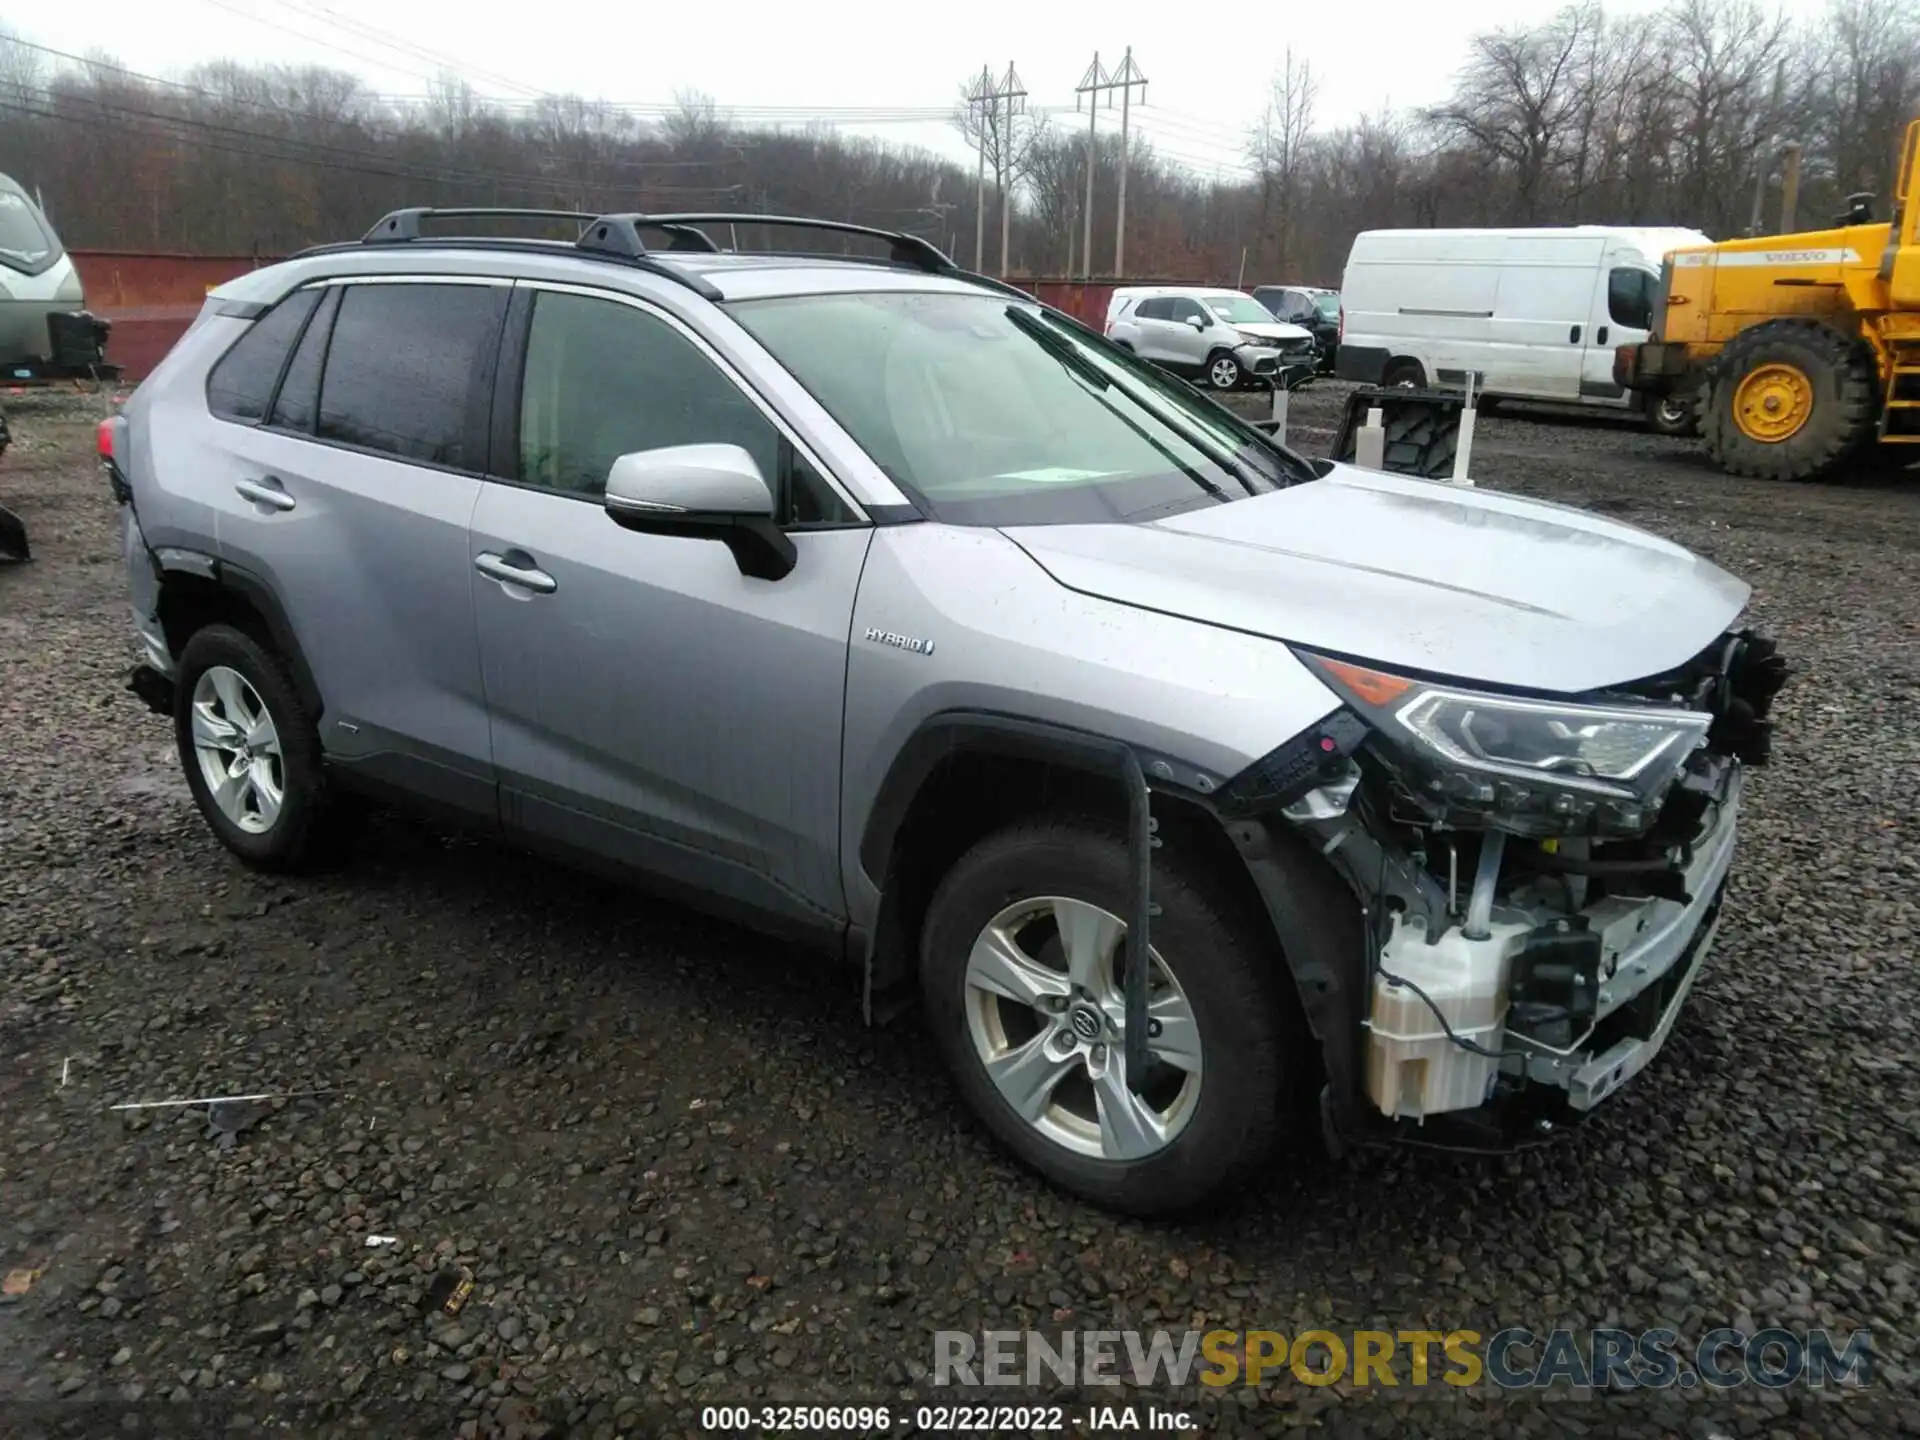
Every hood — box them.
[1000,464,1750,695]
[1232,320,1315,344]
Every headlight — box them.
[1300,652,1712,836]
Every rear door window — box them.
[1135,298,1169,321]
[207,288,323,424]
[316,282,506,469]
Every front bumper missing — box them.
[1360,764,1741,1140]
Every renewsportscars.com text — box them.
[933,1327,1874,1391]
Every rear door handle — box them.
[234,477,295,512]
[475,550,557,595]
[1570,324,1583,344]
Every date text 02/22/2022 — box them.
[697,1404,1199,1432]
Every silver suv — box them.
[105,208,1786,1217]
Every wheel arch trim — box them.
[154,551,324,721]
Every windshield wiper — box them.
[1005,306,1233,502]
[1019,307,1319,488]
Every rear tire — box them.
[173,624,346,873]
[1382,358,1426,388]
[1703,320,1877,481]
[919,814,1298,1216]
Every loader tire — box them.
[1704,321,1878,482]
[1379,401,1459,478]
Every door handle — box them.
[234,477,295,512]
[1598,325,1609,345]
[1570,324,1583,344]
[474,550,557,595]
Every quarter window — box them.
[315,282,505,468]
[267,287,338,433]
[513,290,853,525]
[207,288,322,424]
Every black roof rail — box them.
[588,213,960,273]
[348,206,1030,307]
[362,207,600,243]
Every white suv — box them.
[1105,286,1318,390]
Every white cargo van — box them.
[1334,226,1711,432]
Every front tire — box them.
[1206,352,1243,390]
[1703,320,1876,481]
[1648,393,1697,438]
[173,624,341,873]
[919,815,1296,1216]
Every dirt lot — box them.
[2,381,1919,1438]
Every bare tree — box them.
[1248,48,1318,277]
[1426,2,1599,221]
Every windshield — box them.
[1314,293,1341,320]
[0,191,56,273]
[729,291,1303,525]
[1201,294,1276,326]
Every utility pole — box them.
[997,63,1027,278]
[1075,54,1109,283]
[967,65,992,270]
[1108,49,1147,278]
[1748,59,1788,238]
[966,64,1026,274]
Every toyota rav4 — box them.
[104,209,1786,1216]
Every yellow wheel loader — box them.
[1615,116,1920,482]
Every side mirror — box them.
[1187,315,1207,330]
[603,443,796,581]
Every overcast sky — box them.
[22,0,1837,177]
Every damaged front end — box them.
[1225,630,1787,1154]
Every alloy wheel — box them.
[962,895,1203,1162]
[190,665,286,834]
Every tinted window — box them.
[1314,293,1341,321]
[268,287,338,432]
[207,288,322,424]
[1167,299,1208,324]
[1607,268,1656,331]
[1135,298,1170,321]
[317,283,504,467]
[516,290,853,525]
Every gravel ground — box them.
[2,381,1919,1438]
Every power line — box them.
[0,97,743,199]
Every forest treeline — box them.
[1,0,1915,287]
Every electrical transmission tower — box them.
[965,62,1028,275]
[1074,49,1147,280]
